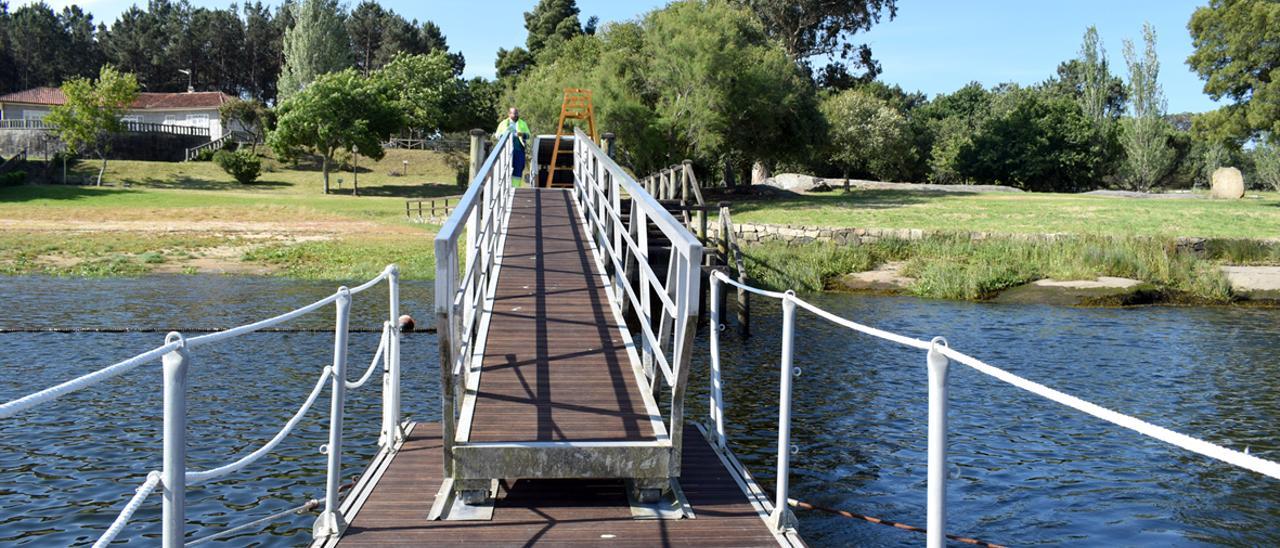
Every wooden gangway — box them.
[317,129,799,546]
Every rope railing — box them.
[708,269,1280,547]
[3,266,402,548]
[92,471,161,548]
[184,368,332,485]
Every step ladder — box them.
[544,88,597,188]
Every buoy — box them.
[398,314,416,333]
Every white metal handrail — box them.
[572,128,704,455]
[1,265,404,547]
[434,131,515,474]
[707,269,1280,547]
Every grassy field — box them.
[0,149,461,280]
[723,189,1280,240]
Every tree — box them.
[1120,22,1175,191]
[0,2,13,93]
[241,1,284,102]
[918,82,993,183]
[731,0,897,79]
[1187,0,1280,140]
[277,0,350,101]
[512,1,821,180]
[524,0,584,56]
[268,69,402,193]
[1254,136,1280,191]
[374,51,456,132]
[1077,26,1112,124]
[8,2,63,89]
[45,66,139,185]
[956,87,1106,192]
[347,0,386,76]
[495,47,534,79]
[821,88,914,181]
[220,98,272,153]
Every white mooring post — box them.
[926,336,950,548]
[381,265,402,449]
[708,275,725,448]
[772,293,797,532]
[315,288,351,540]
[161,332,189,548]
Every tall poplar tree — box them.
[277,0,350,101]
[1121,22,1174,191]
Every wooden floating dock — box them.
[328,422,791,546]
[319,185,799,546]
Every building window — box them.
[186,114,209,127]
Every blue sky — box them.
[24,0,1220,113]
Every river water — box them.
[1,276,1276,546]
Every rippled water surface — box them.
[2,275,1278,546]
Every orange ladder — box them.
[545,88,597,188]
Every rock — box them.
[1221,265,1280,300]
[1210,167,1245,199]
[993,277,1151,306]
[763,173,823,192]
[834,261,913,292]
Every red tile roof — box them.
[0,87,235,109]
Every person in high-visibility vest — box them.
[495,107,531,187]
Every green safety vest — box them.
[495,118,530,148]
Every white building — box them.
[0,87,240,140]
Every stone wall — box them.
[708,221,1217,255]
[0,129,207,162]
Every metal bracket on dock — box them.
[427,478,498,522]
[627,478,695,520]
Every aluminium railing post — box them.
[926,337,950,548]
[315,288,351,540]
[708,274,725,448]
[161,332,189,548]
[771,292,797,532]
[381,265,403,449]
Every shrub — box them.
[0,170,27,187]
[213,150,262,184]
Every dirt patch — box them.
[0,218,392,236]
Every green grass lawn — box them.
[722,189,1280,240]
[0,149,459,279]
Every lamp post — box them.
[352,145,359,197]
[177,69,192,93]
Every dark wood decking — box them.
[338,422,780,546]
[469,188,657,443]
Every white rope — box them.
[185,368,331,485]
[1,269,390,420]
[0,342,180,419]
[93,471,161,548]
[714,272,1280,482]
[184,498,323,546]
[937,346,1280,481]
[346,325,388,390]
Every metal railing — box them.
[706,270,1280,547]
[572,127,704,460]
[0,118,211,137]
[434,131,515,472]
[183,130,258,161]
[0,265,404,547]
